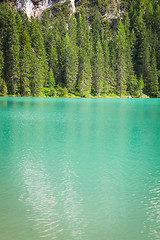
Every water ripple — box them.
[18,150,63,239]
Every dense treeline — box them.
[0,0,160,97]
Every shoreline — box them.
[0,94,150,99]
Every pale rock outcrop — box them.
[17,0,75,19]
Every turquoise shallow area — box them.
[0,97,160,240]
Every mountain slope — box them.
[0,0,160,97]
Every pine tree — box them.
[109,39,117,93]
[115,21,128,96]
[144,2,154,28]
[103,39,112,94]
[30,18,48,87]
[103,19,111,42]
[30,50,44,96]
[0,38,5,94]
[48,68,55,88]
[5,11,20,94]
[41,11,60,85]
[78,48,92,96]
[92,40,105,95]
[19,30,32,96]
[68,14,77,46]
[0,3,9,95]
[15,12,23,49]
[45,29,59,85]
[77,10,90,53]
[148,48,159,97]
[91,7,103,47]
[154,5,160,86]
[55,16,67,85]
[0,38,3,77]
[134,11,159,96]
[65,32,78,92]
[41,11,51,44]
[134,11,148,74]
[124,13,138,95]
[136,74,144,97]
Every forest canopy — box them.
[0,0,160,97]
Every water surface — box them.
[0,97,160,240]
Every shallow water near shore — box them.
[0,97,160,240]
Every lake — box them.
[0,97,160,240]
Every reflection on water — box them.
[18,148,87,240]
[0,98,160,240]
[19,149,62,239]
[142,169,160,239]
[61,154,87,240]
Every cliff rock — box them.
[17,0,75,18]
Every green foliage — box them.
[0,39,4,80]
[103,39,113,93]
[78,47,92,96]
[0,80,8,96]
[0,0,160,97]
[56,85,68,97]
[65,32,78,92]
[92,40,105,95]
[51,0,72,20]
[4,10,20,94]
[48,68,55,88]
[43,87,50,96]
[77,10,90,53]
[115,21,128,96]
[19,30,32,96]
[135,74,144,98]
[49,88,56,97]
[91,7,102,45]
[30,50,44,96]
[30,18,48,87]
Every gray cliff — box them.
[16,0,75,18]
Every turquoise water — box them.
[0,97,160,240]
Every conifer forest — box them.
[0,0,160,98]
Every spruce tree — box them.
[78,48,92,96]
[5,11,20,94]
[144,2,154,28]
[103,19,111,42]
[148,48,159,97]
[45,29,59,85]
[0,38,5,95]
[134,11,148,75]
[20,30,32,96]
[30,18,48,88]
[0,38,3,78]
[48,68,55,88]
[92,40,105,95]
[77,10,90,53]
[15,12,23,49]
[134,11,159,96]
[68,14,77,46]
[115,21,128,96]
[124,13,138,95]
[41,11,60,86]
[136,74,144,97]
[30,50,44,96]
[55,16,67,85]
[103,39,112,94]
[109,39,117,93]
[91,7,103,47]
[65,33,78,92]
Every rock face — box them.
[17,0,75,19]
